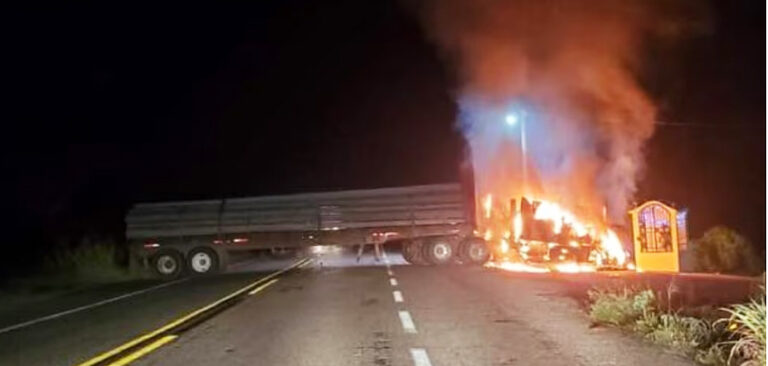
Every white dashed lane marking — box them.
[381,254,427,363]
[410,348,433,366]
[393,290,404,303]
[398,311,417,333]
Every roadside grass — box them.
[1,242,141,309]
[43,242,132,283]
[588,285,655,327]
[588,284,765,366]
[720,296,766,366]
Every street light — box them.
[505,111,528,193]
[505,114,518,126]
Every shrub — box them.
[588,284,766,366]
[720,293,766,366]
[694,226,760,275]
[643,313,712,351]
[589,286,655,327]
[696,343,729,366]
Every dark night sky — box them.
[2,1,765,271]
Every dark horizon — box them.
[2,0,765,273]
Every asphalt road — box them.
[0,256,299,366]
[129,252,695,366]
[3,248,754,366]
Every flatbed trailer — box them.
[127,183,491,278]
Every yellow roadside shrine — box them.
[628,200,688,272]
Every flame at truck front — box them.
[479,193,628,272]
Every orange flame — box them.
[532,200,589,236]
[513,213,523,241]
[481,193,630,273]
[499,238,510,253]
[600,229,626,266]
[483,194,493,219]
[553,262,596,273]
[486,260,549,273]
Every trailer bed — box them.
[126,183,469,248]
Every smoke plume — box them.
[418,0,691,221]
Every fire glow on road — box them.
[486,260,598,274]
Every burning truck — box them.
[412,0,691,271]
[478,194,629,273]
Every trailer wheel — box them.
[151,250,185,279]
[422,238,454,265]
[187,247,219,275]
[402,240,428,265]
[459,238,490,265]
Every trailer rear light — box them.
[143,242,160,248]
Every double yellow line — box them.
[76,257,313,366]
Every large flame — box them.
[482,194,493,219]
[532,200,589,237]
[479,194,629,273]
[513,213,523,241]
[600,229,626,266]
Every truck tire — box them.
[402,240,428,265]
[151,249,185,279]
[422,237,454,265]
[459,237,490,265]
[187,247,220,275]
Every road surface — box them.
[0,256,299,365]
[0,249,706,366]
